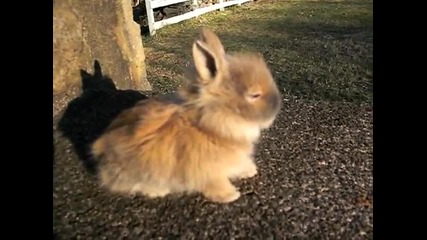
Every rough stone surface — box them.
[53,0,151,105]
[53,71,373,239]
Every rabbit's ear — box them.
[192,28,226,83]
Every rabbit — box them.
[91,28,282,203]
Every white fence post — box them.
[144,0,156,35]
[219,0,224,11]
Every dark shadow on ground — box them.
[58,60,149,174]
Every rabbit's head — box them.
[180,28,281,142]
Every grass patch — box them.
[142,0,373,103]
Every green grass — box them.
[142,0,373,103]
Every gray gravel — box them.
[53,78,372,239]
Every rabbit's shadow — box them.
[58,60,150,174]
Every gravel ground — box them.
[53,81,373,239]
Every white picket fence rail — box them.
[144,0,252,35]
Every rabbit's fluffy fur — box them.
[91,28,281,203]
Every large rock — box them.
[53,0,151,99]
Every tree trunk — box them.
[53,0,151,99]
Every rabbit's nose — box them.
[268,91,281,112]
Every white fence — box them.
[144,0,252,35]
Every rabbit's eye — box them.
[246,92,262,102]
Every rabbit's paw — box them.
[237,163,258,179]
[131,184,170,198]
[203,178,241,203]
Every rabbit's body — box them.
[92,28,281,203]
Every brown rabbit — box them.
[91,28,281,203]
